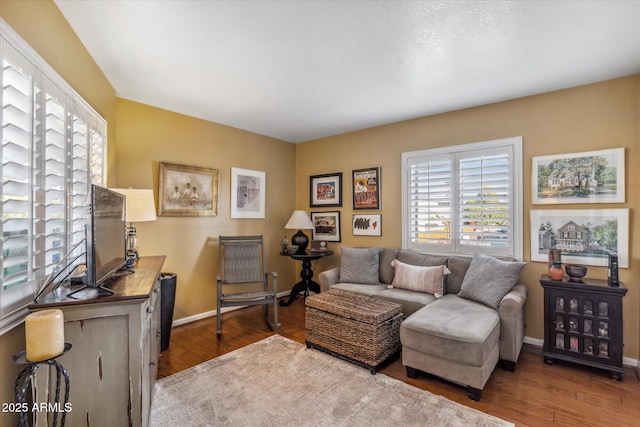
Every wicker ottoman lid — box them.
[306,289,401,324]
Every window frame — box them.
[401,137,523,260]
[1,19,106,334]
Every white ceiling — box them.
[54,1,640,143]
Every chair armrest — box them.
[318,267,340,293]
[266,271,278,291]
[498,283,528,364]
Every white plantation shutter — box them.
[403,137,523,259]
[407,155,452,250]
[1,20,107,333]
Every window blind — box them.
[402,137,523,259]
[1,20,106,334]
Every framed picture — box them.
[352,214,381,236]
[532,148,625,204]
[311,211,341,242]
[352,167,381,210]
[310,172,342,207]
[231,167,266,219]
[158,162,219,217]
[530,208,629,267]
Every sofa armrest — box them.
[318,267,340,292]
[498,283,528,366]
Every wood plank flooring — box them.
[158,298,640,427]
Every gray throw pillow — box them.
[458,253,526,309]
[338,246,381,285]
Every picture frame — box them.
[158,161,219,217]
[311,211,341,242]
[310,172,342,207]
[352,214,381,236]
[231,167,266,219]
[352,167,381,210]
[530,208,629,267]
[532,148,625,204]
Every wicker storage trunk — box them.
[305,289,402,373]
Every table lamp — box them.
[111,188,157,265]
[285,210,314,254]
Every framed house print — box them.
[231,167,266,218]
[532,148,625,204]
[352,214,382,236]
[352,167,380,210]
[530,208,629,268]
[158,162,219,216]
[310,173,342,207]
[311,211,341,242]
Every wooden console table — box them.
[28,256,165,427]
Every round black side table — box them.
[279,251,333,306]
[13,343,72,427]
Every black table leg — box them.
[279,259,320,307]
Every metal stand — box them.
[12,343,72,427]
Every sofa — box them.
[318,247,527,401]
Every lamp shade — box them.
[285,210,314,230]
[111,188,157,222]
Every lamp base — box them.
[291,230,309,254]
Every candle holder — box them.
[12,343,72,427]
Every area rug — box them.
[151,334,513,426]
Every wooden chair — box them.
[216,235,280,337]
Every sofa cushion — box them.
[457,253,526,309]
[374,288,437,317]
[330,282,388,296]
[400,294,500,367]
[390,260,447,296]
[338,246,381,285]
[378,248,399,284]
[446,256,472,294]
[397,250,449,268]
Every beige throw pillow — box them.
[390,259,448,297]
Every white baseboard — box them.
[171,290,291,328]
[523,336,639,368]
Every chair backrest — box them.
[218,235,265,284]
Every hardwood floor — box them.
[158,298,640,427]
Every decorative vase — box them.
[549,261,564,281]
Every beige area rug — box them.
[151,335,513,427]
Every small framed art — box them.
[231,167,266,218]
[311,211,341,242]
[352,214,381,236]
[158,162,219,217]
[310,173,342,207]
[352,167,380,210]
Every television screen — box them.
[83,185,127,291]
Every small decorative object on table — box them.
[565,264,587,282]
[549,261,564,281]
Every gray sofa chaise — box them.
[318,247,527,401]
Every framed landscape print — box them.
[310,172,342,207]
[158,162,219,217]
[532,148,625,204]
[352,214,381,236]
[311,211,341,242]
[231,167,266,218]
[352,167,380,210]
[530,208,629,267]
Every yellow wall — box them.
[115,99,296,319]
[0,1,116,424]
[296,76,640,360]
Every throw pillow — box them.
[458,253,526,309]
[338,246,381,285]
[390,259,448,297]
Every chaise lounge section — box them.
[318,247,527,400]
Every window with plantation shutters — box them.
[1,20,106,334]
[402,137,523,260]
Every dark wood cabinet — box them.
[540,275,627,380]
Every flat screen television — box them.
[69,185,127,297]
